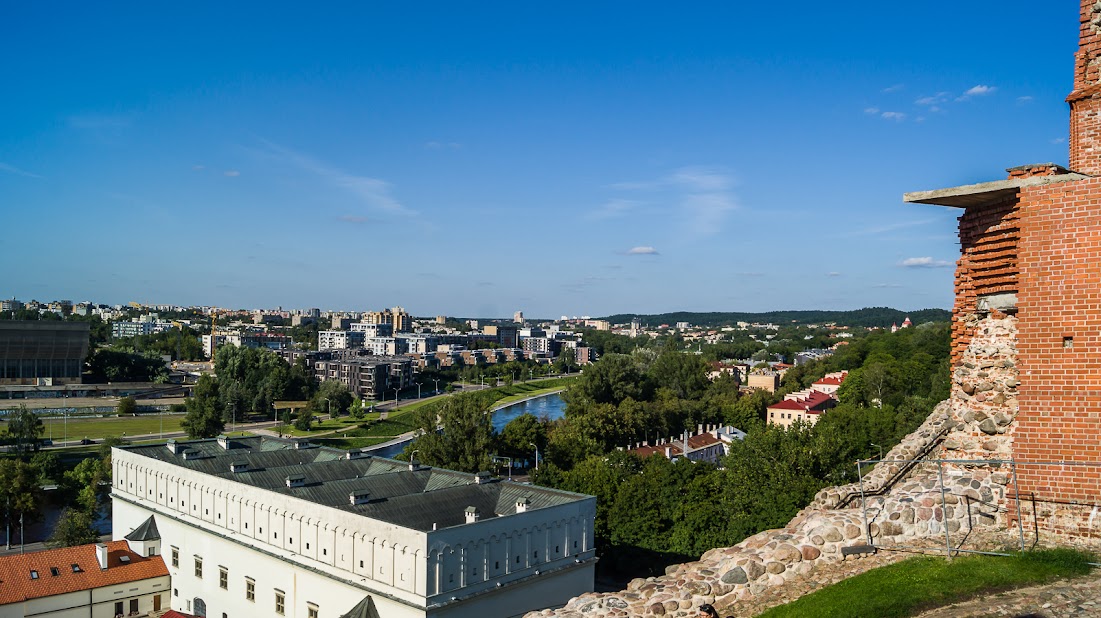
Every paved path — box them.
[912,575,1101,618]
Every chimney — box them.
[1069,0,1101,174]
[409,460,421,472]
[349,490,371,505]
[515,496,531,513]
[217,435,229,450]
[166,439,179,454]
[345,450,367,460]
[474,471,492,484]
[285,475,306,488]
[95,543,108,570]
[664,446,672,459]
[230,460,248,473]
[464,506,480,523]
[698,423,704,435]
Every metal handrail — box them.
[834,423,952,509]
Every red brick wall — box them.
[1014,176,1101,507]
[1069,0,1101,174]
[951,197,1021,365]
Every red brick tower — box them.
[904,0,1101,538]
[1069,0,1101,174]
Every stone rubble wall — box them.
[525,315,1017,618]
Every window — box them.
[308,604,318,618]
[359,560,363,568]
[115,601,124,616]
[533,550,538,559]
[174,588,178,597]
[171,547,179,567]
[245,578,255,601]
[71,563,82,573]
[323,548,327,556]
[30,570,38,579]
[305,542,309,549]
[148,547,155,557]
[130,599,138,614]
[289,537,293,544]
[219,567,228,589]
[194,557,203,578]
[50,567,59,576]
[275,590,285,615]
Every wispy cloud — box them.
[587,198,640,220]
[223,170,240,177]
[844,217,938,237]
[68,114,131,130]
[872,283,903,288]
[882,84,905,93]
[957,85,996,101]
[624,246,659,255]
[915,92,950,106]
[1051,137,1067,144]
[899,256,952,268]
[610,166,737,235]
[881,111,907,121]
[192,165,206,171]
[337,215,369,224]
[864,107,880,115]
[258,140,415,216]
[1017,95,1034,104]
[827,271,842,277]
[425,141,462,150]
[0,162,43,179]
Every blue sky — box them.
[0,2,1079,318]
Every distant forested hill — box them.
[601,307,951,328]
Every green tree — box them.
[314,380,354,416]
[648,350,710,400]
[6,405,44,454]
[0,459,42,524]
[181,374,224,438]
[294,407,314,431]
[408,393,494,473]
[46,507,99,548]
[498,413,546,462]
[349,398,366,420]
[116,396,137,417]
[66,457,111,516]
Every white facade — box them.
[319,330,366,350]
[112,437,596,618]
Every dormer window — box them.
[30,570,38,579]
[71,564,82,573]
[50,567,59,576]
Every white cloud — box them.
[899,256,951,268]
[625,246,659,255]
[864,107,880,115]
[1017,96,1034,104]
[223,170,240,177]
[68,114,131,130]
[610,166,737,236]
[827,272,842,277]
[882,84,905,93]
[915,92,951,107]
[425,141,462,150]
[881,111,907,121]
[587,198,639,220]
[258,140,415,215]
[0,162,43,179]
[1051,137,1067,144]
[192,165,206,171]
[872,283,903,288]
[957,85,996,101]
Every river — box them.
[367,392,567,458]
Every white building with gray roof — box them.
[111,435,596,618]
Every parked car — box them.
[80,438,96,445]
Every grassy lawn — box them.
[490,384,567,408]
[757,549,1095,618]
[282,416,363,437]
[20,414,188,441]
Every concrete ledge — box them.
[904,174,1089,208]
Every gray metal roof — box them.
[122,436,589,531]
[124,515,160,541]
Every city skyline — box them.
[0,2,1078,316]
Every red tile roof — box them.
[768,390,835,413]
[686,433,722,449]
[163,611,199,618]
[813,375,846,386]
[0,541,168,605]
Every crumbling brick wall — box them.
[951,197,1020,365]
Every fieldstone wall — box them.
[525,315,1018,618]
[941,314,1019,459]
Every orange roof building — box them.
[0,539,169,617]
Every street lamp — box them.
[417,383,422,399]
[410,449,420,465]
[321,397,331,418]
[432,379,440,395]
[870,442,884,460]
[529,442,539,471]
